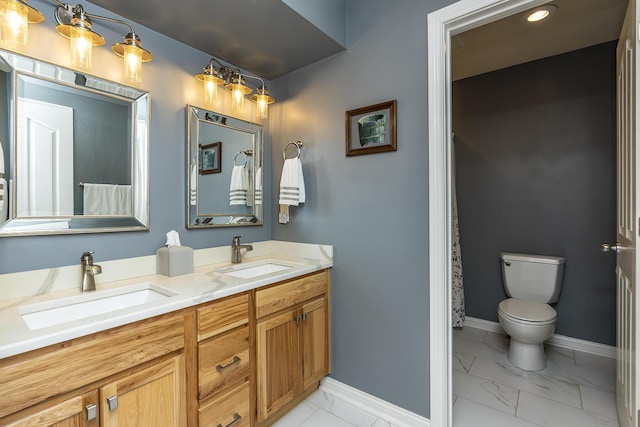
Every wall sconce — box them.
[195,58,275,119]
[0,0,153,82]
[0,0,44,50]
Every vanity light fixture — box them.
[195,58,275,119]
[0,0,44,50]
[523,4,557,23]
[53,1,153,81]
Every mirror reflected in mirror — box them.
[186,105,263,227]
[0,49,150,236]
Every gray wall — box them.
[270,0,456,417]
[452,42,617,345]
[0,2,272,274]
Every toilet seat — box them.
[498,298,556,323]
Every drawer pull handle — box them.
[107,395,118,411]
[295,314,302,325]
[217,412,241,427]
[216,355,241,372]
[86,403,97,421]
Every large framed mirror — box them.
[186,105,263,227]
[0,50,150,236]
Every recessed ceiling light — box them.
[523,4,558,23]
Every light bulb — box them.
[203,74,218,104]
[70,26,93,69]
[0,0,28,49]
[231,84,245,110]
[254,94,269,119]
[123,44,142,83]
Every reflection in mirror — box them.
[0,49,150,236]
[187,105,263,227]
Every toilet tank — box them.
[500,252,565,303]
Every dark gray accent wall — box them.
[452,42,617,345]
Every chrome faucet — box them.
[231,236,253,264]
[81,251,102,292]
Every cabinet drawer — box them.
[0,313,184,419]
[199,381,250,427]
[255,270,328,318]
[197,293,248,341]
[199,325,250,401]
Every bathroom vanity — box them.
[0,242,332,427]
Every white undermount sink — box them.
[19,282,177,330]
[217,260,297,279]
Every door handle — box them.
[600,243,626,253]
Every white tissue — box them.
[165,230,182,247]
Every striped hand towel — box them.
[229,165,248,205]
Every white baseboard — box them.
[319,377,430,427]
[464,316,617,359]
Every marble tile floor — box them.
[453,326,620,427]
[272,325,619,427]
[272,389,400,427]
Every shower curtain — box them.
[452,137,465,327]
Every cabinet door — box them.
[256,308,300,422]
[4,392,98,427]
[302,296,330,390]
[101,355,186,427]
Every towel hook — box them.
[283,140,303,161]
[234,151,248,167]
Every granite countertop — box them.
[0,241,333,359]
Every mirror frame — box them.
[186,104,263,228]
[0,49,150,236]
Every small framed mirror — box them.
[0,49,150,236]
[186,105,263,227]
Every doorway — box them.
[427,0,624,425]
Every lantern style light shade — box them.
[56,7,105,69]
[195,63,224,104]
[250,86,275,119]
[0,0,43,50]
[225,74,252,111]
[112,32,153,83]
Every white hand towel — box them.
[255,167,263,205]
[279,158,306,206]
[229,165,248,205]
[0,141,4,176]
[190,163,197,206]
[0,177,6,221]
[83,183,132,215]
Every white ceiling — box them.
[451,0,629,81]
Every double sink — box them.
[18,260,299,331]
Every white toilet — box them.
[497,252,565,371]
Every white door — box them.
[612,1,640,425]
[16,99,74,217]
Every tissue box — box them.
[156,246,194,277]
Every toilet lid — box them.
[499,298,556,322]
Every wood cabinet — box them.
[100,355,185,427]
[0,268,330,427]
[0,312,186,426]
[254,270,330,425]
[195,293,251,427]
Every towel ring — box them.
[234,151,248,167]
[283,140,303,161]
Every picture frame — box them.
[199,141,221,174]
[345,100,397,156]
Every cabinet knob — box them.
[86,403,97,421]
[107,395,119,411]
[217,412,241,427]
[216,355,241,372]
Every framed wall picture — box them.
[345,100,397,156]
[199,141,221,174]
